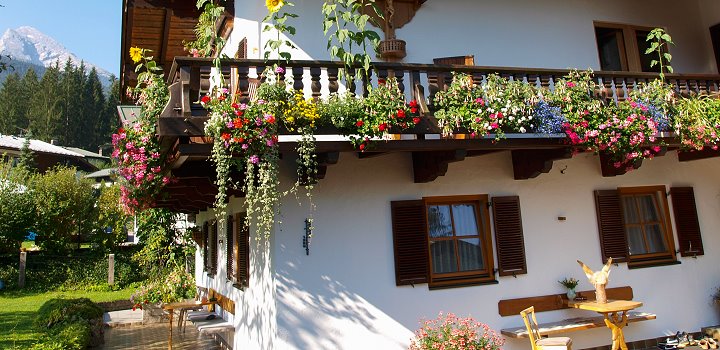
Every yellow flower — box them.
[130,47,143,64]
[266,0,284,13]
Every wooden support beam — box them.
[599,147,667,177]
[678,147,720,162]
[511,148,572,180]
[412,150,466,183]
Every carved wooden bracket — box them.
[300,152,339,185]
[677,147,720,162]
[412,149,466,183]
[598,147,667,177]
[511,148,572,180]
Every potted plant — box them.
[559,277,580,300]
[409,312,504,350]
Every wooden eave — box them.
[120,0,234,103]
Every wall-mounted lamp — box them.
[302,218,312,256]
[557,216,567,221]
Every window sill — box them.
[429,277,499,290]
[628,259,681,269]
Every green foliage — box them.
[31,167,97,253]
[321,0,382,82]
[263,0,298,62]
[645,28,674,81]
[130,268,196,306]
[0,250,145,291]
[34,298,102,330]
[133,209,194,279]
[94,185,128,251]
[32,298,102,350]
[17,132,37,173]
[0,159,36,253]
[185,0,227,59]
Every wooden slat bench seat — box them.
[501,311,657,338]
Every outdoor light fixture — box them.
[302,218,311,256]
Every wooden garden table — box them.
[162,300,215,349]
[567,299,643,350]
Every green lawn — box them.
[0,288,134,349]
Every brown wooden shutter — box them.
[226,215,235,281]
[236,213,250,288]
[594,190,628,263]
[670,187,704,257]
[491,196,527,276]
[391,200,428,286]
[210,222,218,275]
[203,222,209,272]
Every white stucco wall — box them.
[265,150,720,350]
[228,0,718,73]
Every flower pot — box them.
[566,288,577,300]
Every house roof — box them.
[85,168,117,179]
[0,135,85,157]
[63,147,109,160]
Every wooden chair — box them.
[520,306,573,350]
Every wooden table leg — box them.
[604,311,629,350]
[168,308,173,350]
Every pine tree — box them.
[17,131,37,172]
[100,77,121,154]
[59,59,86,146]
[0,72,28,135]
[82,68,106,150]
[28,63,62,143]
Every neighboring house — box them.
[121,1,720,349]
[0,134,98,173]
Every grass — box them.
[0,288,134,349]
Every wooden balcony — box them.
[153,58,720,212]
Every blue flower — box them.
[636,99,670,131]
[533,101,565,134]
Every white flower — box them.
[519,126,526,133]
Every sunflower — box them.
[129,47,143,64]
[266,0,284,13]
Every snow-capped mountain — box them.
[0,26,114,86]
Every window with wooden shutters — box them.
[391,200,429,286]
[226,215,235,282]
[670,187,704,257]
[492,196,527,277]
[203,222,209,272]
[595,186,678,267]
[236,212,250,289]
[391,195,525,289]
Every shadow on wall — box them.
[275,265,411,349]
[235,239,276,349]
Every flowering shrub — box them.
[434,73,536,139]
[334,77,419,150]
[112,48,171,213]
[409,312,505,350]
[130,268,196,308]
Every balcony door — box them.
[594,22,661,73]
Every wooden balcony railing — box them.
[160,57,720,135]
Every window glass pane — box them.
[457,238,484,271]
[428,205,453,238]
[645,224,668,253]
[596,27,625,71]
[622,196,640,224]
[430,240,457,274]
[452,204,479,236]
[636,30,661,73]
[637,194,659,222]
[627,226,646,255]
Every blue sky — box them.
[0,0,122,76]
